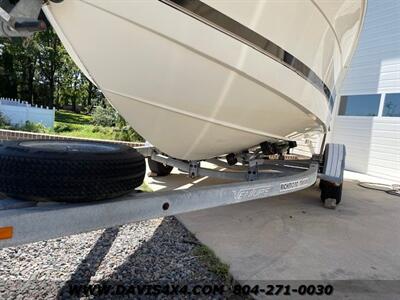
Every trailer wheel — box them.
[147,158,173,176]
[320,179,342,207]
[0,140,145,203]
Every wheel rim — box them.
[19,141,120,153]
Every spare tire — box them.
[0,140,145,203]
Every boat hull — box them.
[44,0,366,159]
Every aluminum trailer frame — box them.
[0,143,345,249]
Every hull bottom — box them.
[105,90,323,160]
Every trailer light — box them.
[0,226,13,240]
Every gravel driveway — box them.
[0,217,238,299]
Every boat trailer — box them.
[0,143,345,249]
[0,0,346,249]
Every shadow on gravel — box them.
[57,227,120,299]
[57,217,238,299]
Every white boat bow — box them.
[43,0,366,160]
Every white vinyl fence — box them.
[0,98,55,128]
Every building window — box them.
[382,93,400,117]
[338,94,381,116]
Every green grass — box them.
[0,109,141,142]
[54,124,115,140]
[193,244,231,280]
[138,181,153,193]
[55,110,93,125]
[54,110,115,140]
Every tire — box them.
[147,158,173,176]
[0,140,145,203]
[320,179,343,204]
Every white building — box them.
[329,0,400,182]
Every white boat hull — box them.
[44,0,366,159]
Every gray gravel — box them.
[0,216,239,299]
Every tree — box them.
[35,29,63,107]
[0,27,105,111]
[0,40,18,98]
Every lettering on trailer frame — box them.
[233,186,272,201]
[280,177,310,192]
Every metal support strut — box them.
[189,161,200,178]
[246,156,259,181]
[0,0,46,38]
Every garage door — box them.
[331,94,400,181]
